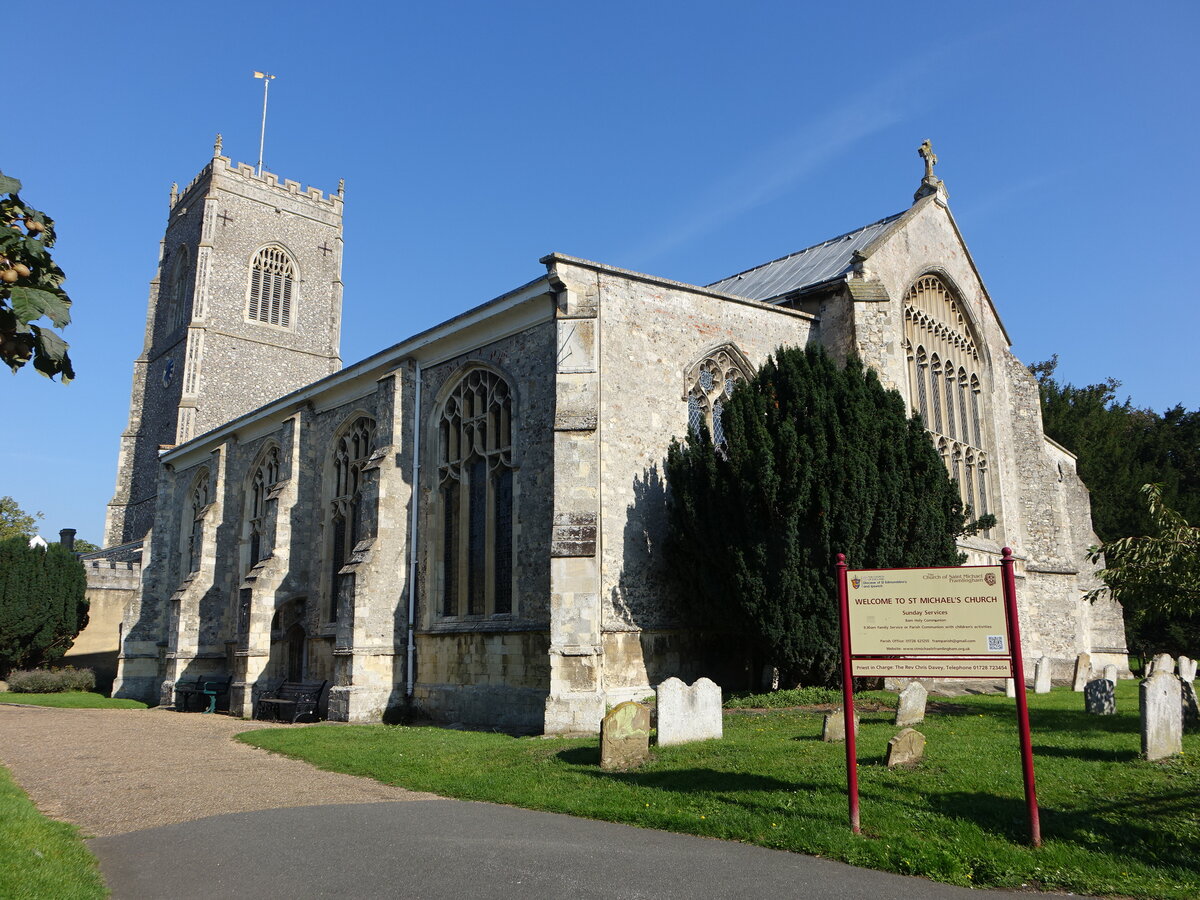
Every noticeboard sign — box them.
[846,565,1011,678]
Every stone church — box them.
[106,140,1128,733]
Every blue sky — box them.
[5,0,1197,544]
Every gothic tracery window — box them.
[437,368,514,618]
[903,275,992,530]
[247,445,281,570]
[686,346,750,449]
[248,245,295,327]
[328,417,375,621]
[185,468,210,574]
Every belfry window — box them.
[328,417,375,621]
[903,275,992,530]
[437,368,514,618]
[686,346,751,449]
[248,246,295,327]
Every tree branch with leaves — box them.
[0,171,74,381]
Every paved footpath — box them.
[0,705,1039,899]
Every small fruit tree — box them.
[0,170,74,381]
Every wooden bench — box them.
[254,680,328,724]
[174,674,233,714]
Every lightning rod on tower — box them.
[253,71,276,176]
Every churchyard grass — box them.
[241,680,1199,899]
[0,692,146,710]
[0,766,106,899]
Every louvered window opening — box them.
[248,246,295,327]
[903,276,991,531]
[328,417,375,621]
[438,369,514,618]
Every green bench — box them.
[174,674,233,714]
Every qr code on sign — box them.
[987,635,1006,652]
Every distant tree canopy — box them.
[0,495,42,542]
[1030,356,1199,541]
[1031,357,1200,657]
[665,346,989,687]
[0,537,88,675]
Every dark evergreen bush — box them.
[0,537,88,675]
[665,346,981,686]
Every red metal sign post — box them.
[1001,547,1041,847]
[835,549,1041,846]
[835,553,860,833]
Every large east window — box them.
[903,274,991,525]
[437,368,514,618]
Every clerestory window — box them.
[437,368,514,618]
[248,246,295,327]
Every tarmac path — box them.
[0,704,1037,899]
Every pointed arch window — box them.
[184,468,210,574]
[166,246,191,334]
[248,246,295,327]
[328,417,375,621]
[247,446,281,570]
[437,368,514,618]
[686,345,751,449]
[903,275,992,531]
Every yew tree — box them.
[665,346,987,686]
[0,537,88,675]
[0,171,74,381]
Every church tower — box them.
[105,136,344,546]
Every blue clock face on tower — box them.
[162,359,175,387]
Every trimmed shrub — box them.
[7,667,96,693]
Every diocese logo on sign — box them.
[985,572,997,586]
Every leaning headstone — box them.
[1084,678,1116,715]
[1072,652,1093,692]
[1103,663,1118,683]
[822,709,859,742]
[656,677,722,746]
[1179,656,1197,683]
[1005,677,1016,698]
[600,701,651,770]
[1140,669,1183,760]
[1151,653,1175,676]
[885,728,926,767]
[895,681,928,727]
[1034,656,1052,694]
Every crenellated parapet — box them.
[170,155,343,214]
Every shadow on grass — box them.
[560,755,801,795]
[923,790,1200,871]
[1030,743,1140,763]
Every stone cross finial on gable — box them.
[913,138,947,204]
[214,133,223,157]
[919,139,937,178]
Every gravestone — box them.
[1179,657,1198,726]
[1140,669,1183,760]
[1072,652,1093,692]
[822,709,859,742]
[656,677,722,746]
[1005,677,1016,698]
[895,681,928,727]
[600,701,651,770]
[1084,677,1116,715]
[885,728,926,767]
[1034,656,1052,694]
[1103,663,1118,683]
[1150,653,1174,677]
